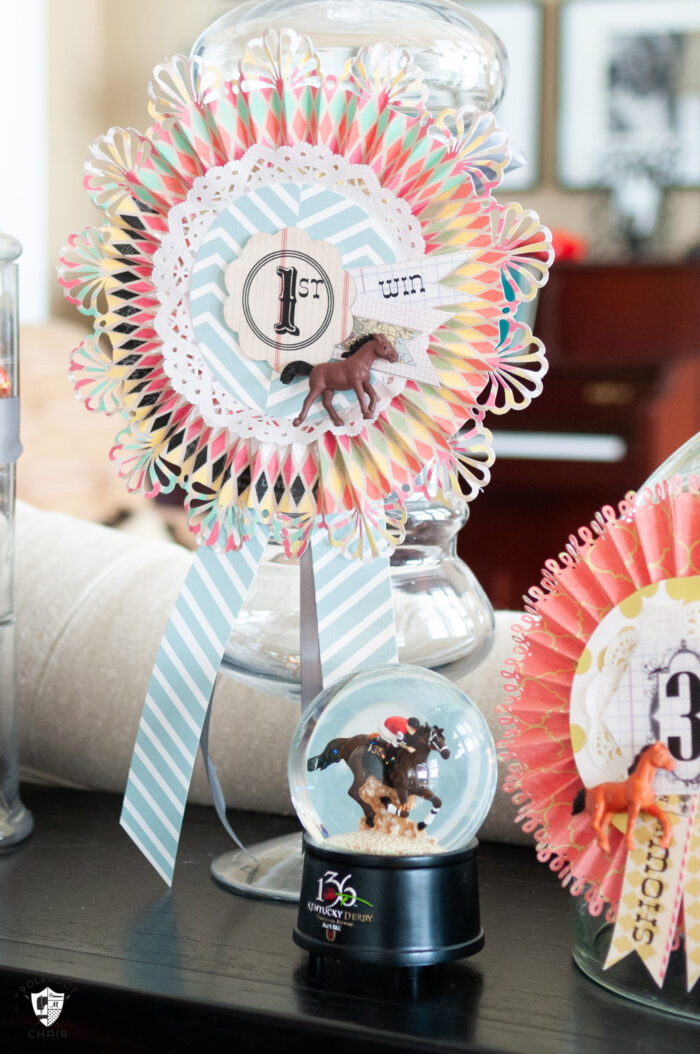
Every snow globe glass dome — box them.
[289,663,497,854]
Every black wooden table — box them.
[0,786,698,1052]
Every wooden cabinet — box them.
[458,262,700,610]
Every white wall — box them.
[0,0,48,322]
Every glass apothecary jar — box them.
[221,496,495,696]
[571,895,700,1021]
[571,435,700,1018]
[201,1,503,699]
[0,232,33,849]
[638,432,699,493]
[198,0,502,899]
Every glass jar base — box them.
[0,803,33,852]
[211,832,303,902]
[571,903,700,1021]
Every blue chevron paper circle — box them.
[189,181,398,422]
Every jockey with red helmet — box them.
[382,715,420,749]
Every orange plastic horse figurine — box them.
[572,741,675,853]
[280,333,399,427]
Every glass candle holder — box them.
[0,233,33,849]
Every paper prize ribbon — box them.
[58,31,553,885]
[499,478,700,989]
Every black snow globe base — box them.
[294,835,483,967]
[288,664,497,970]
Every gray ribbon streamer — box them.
[200,692,257,861]
[300,542,323,709]
[200,541,322,855]
[0,398,22,463]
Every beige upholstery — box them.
[15,502,529,844]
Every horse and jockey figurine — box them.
[307,716,451,835]
[280,333,399,427]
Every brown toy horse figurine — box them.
[280,333,399,427]
[572,741,675,854]
[307,721,450,831]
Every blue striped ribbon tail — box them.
[120,527,268,885]
[310,529,398,687]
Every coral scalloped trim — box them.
[498,476,700,915]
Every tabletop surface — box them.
[1,785,698,1053]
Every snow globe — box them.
[289,664,497,966]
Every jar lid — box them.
[191,0,508,113]
[0,233,22,263]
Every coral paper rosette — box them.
[58,30,553,885]
[499,479,700,989]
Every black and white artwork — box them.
[468,1,543,191]
[558,1,700,190]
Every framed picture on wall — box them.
[558,0,700,189]
[467,1,543,191]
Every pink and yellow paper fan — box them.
[57,30,552,557]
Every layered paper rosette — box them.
[58,31,552,557]
[499,477,700,988]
